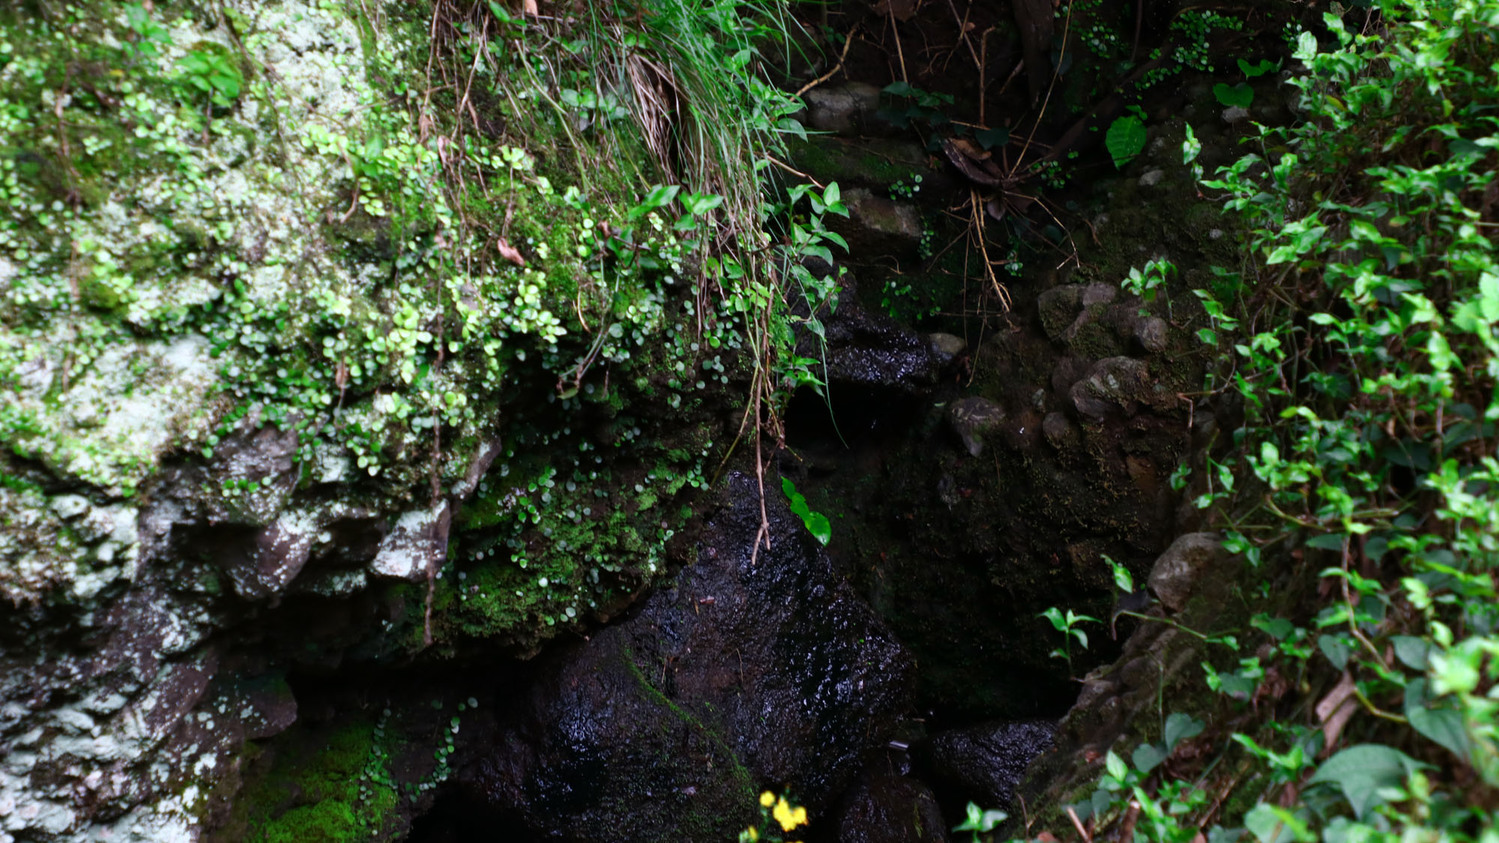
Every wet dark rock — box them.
[462,472,914,841]
[809,288,940,395]
[1069,357,1155,422]
[216,515,315,599]
[1148,532,1225,611]
[1049,356,1090,398]
[912,720,1056,810]
[225,673,299,741]
[837,772,947,843]
[203,424,300,525]
[948,398,1006,457]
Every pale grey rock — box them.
[802,82,882,134]
[844,189,923,241]
[926,332,967,364]
[370,502,452,581]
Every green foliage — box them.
[176,46,243,107]
[0,0,822,614]
[1039,606,1096,670]
[781,477,830,546]
[953,802,1008,841]
[1039,3,1499,842]
[879,81,954,131]
[1105,110,1146,169]
[1212,81,1253,108]
[1120,256,1174,305]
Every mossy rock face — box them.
[0,0,756,837]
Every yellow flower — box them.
[773,797,808,832]
[759,791,776,808]
[743,826,759,842]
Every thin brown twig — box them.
[764,156,825,189]
[1066,806,1094,842]
[794,27,857,98]
[888,7,908,85]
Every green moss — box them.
[785,136,936,188]
[226,716,400,843]
[260,801,358,843]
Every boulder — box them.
[1148,532,1225,611]
[1069,357,1155,422]
[1041,411,1080,455]
[828,189,924,259]
[369,502,451,582]
[948,398,1006,457]
[1133,315,1169,353]
[462,473,915,840]
[803,83,883,134]
[927,332,968,366]
[836,773,947,843]
[911,720,1056,809]
[807,287,940,395]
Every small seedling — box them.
[781,478,831,545]
[1040,606,1098,669]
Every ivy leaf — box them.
[1106,555,1133,592]
[1404,679,1472,762]
[1105,749,1128,782]
[1105,115,1146,169]
[1244,803,1312,843]
[1164,712,1205,750]
[1238,58,1278,78]
[804,511,832,546]
[975,126,1009,149]
[1213,82,1255,108]
[1309,744,1428,818]
[1132,742,1167,774]
[1391,635,1431,670]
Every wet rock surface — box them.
[836,770,947,843]
[457,472,915,841]
[808,284,941,396]
[911,720,1057,810]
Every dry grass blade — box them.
[625,50,681,183]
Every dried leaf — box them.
[949,137,993,161]
[497,238,526,267]
[942,139,1002,186]
[871,0,920,22]
[521,0,538,14]
[1316,671,1358,753]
